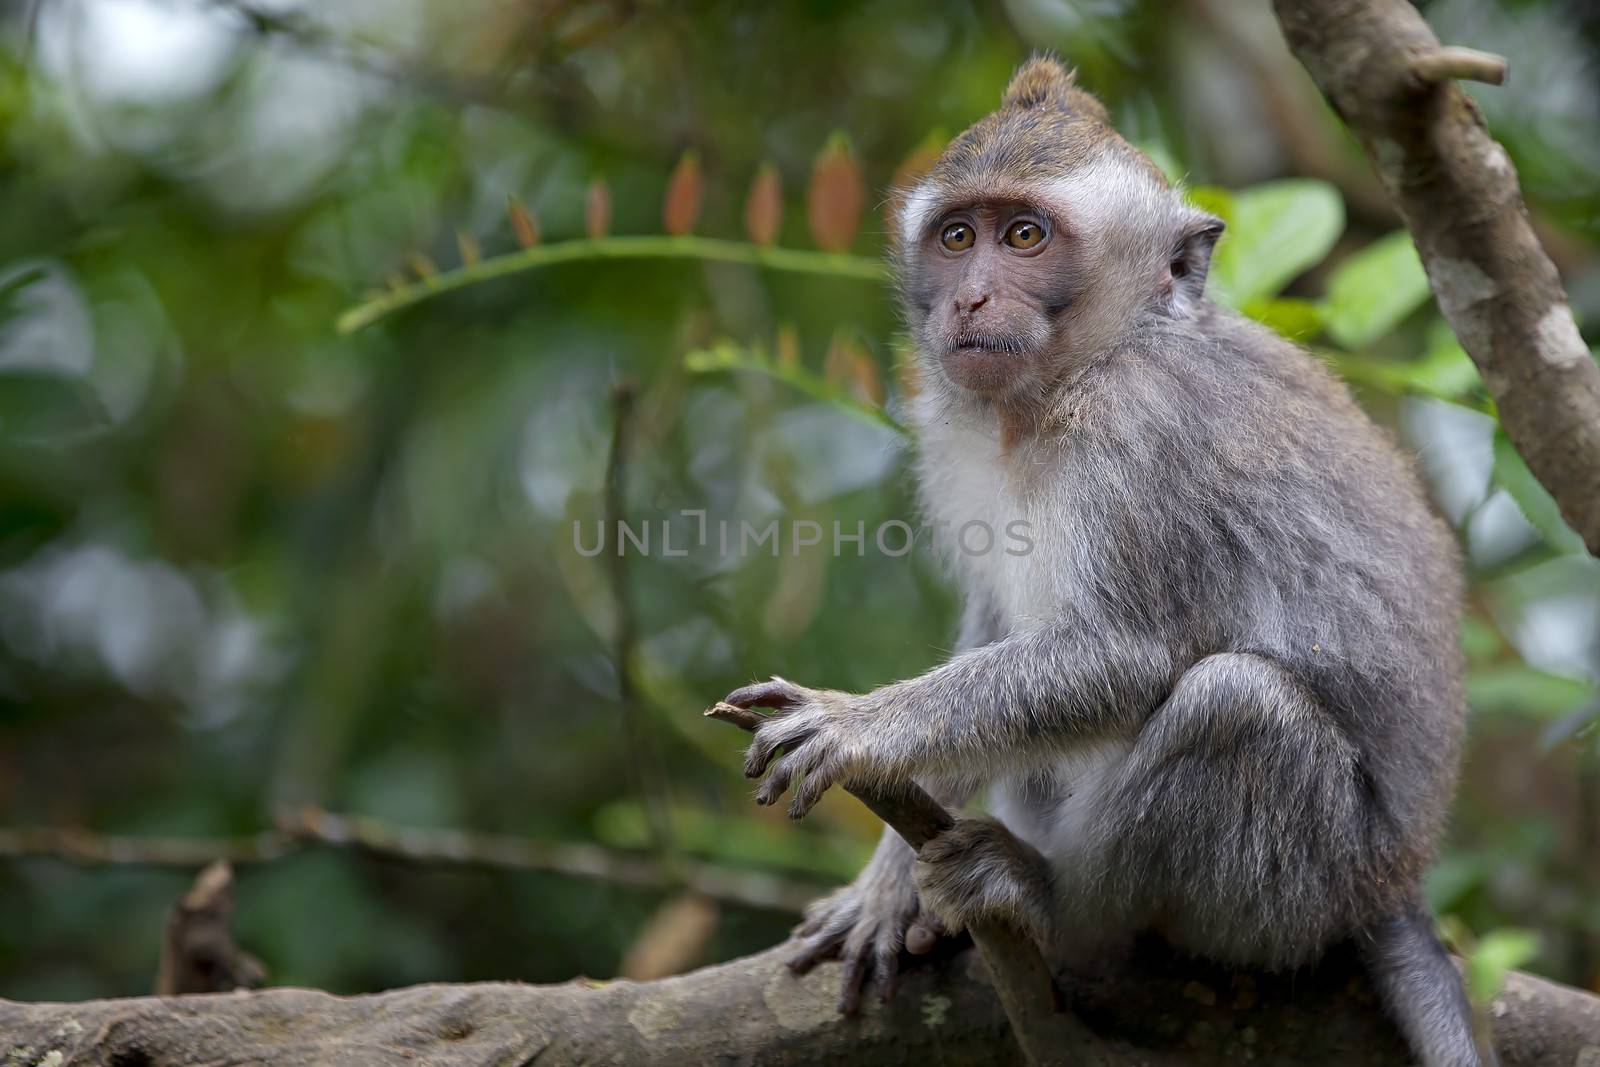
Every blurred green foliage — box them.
[1,0,1598,1003]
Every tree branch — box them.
[1272,0,1600,555]
[0,807,822,914]
[4,938,1597,1065]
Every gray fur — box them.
[1362,905,1497,1067]
[726,57,1482,1066]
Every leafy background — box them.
[1,0,1597,1002]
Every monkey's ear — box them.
[1166,213,1225,312]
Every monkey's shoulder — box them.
[1083,309,1408,475]
[1066,308,1452,573]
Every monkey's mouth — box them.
[946,332,1025,357]
[940,333,1033,394]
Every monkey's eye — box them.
[1004,219,1045,250]
[940,222,975,252]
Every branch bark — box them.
[1271,0,1600,555]
[5,939,1598,1065]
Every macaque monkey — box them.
[721,57,1485,1066]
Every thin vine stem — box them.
[337,235,889,333]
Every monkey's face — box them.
[896,58,1224,411]
[901,197,1087,400]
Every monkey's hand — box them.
[786,829,950,1015]
[724,677,882,819]
[914,816,1056,950]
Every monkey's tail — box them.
[1358,901,1499,1067]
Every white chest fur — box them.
[914,415,1088,632]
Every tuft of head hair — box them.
[1000,55,1109,124]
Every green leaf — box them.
[0,372,109,443]
[684,339,905,435]
[1329,319,1488,410]
[1539,701,1600,751]
[0,265,47,323]
[1207,179,1343,307]
[1467,928,1540,1005]
[1459,616,1505,667]
[1243,297,1323,341]
[1425,857,1488,914]
[1137,141,1184,185]
[1466,663,1594,720]
[1415,320,1486,399]
[1321,230,1433,349]
[1492,430,1586,553]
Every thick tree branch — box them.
[1272,0,1600,555]
[4,939,1598,1065]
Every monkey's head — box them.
[896,57,1223,410]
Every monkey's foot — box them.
[914,816,1056,948]
[785,880,951,1015]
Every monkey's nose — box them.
[958,293,990,314]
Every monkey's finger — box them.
[905,917,945,955]
[837,954,869,1016]
[876,939,901,1002]
[794,903,828,939]
[724,677,807,710]
[743,730,785,779]
[755,755,796,805]
[787,925,847,974]
[787,760,838,820]
[764,743,828,805]
[795,890,852,939]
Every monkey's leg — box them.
[1089,653,1480,1065]
[1361,904,1494,1067]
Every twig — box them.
[0,808,822,914]
[1410,46,1508,86]
[606,379,675,860]
[685,340,907,437]
[705,702,1113,1067]
[156,861,266,995]
[1273,0,1600,555]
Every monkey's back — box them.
[1081,306,1465,843]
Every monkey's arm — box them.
[776,592,1002,1010]
[726,619,1174,818]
